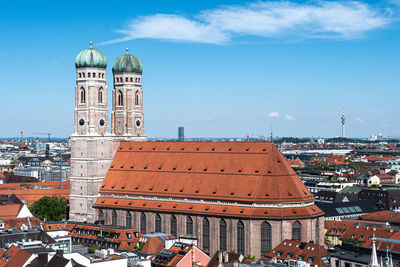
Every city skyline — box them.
[1,0,400,138]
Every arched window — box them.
[126,212,132,228]
[135,78,138,83]
[98,210,104,222]
[79,73,81,78]
[82,73,85,78]
[220,219,227,251]
[135,91,139,106]
[93,72,96,78]
[186,216,193,235]
[118,90,123,106]
[140,213,146,234]
[261,221,272,256]
[292,221,301,241]
[203,218,210,251]
[80,88,85,103]
[130,77,133,82]
[98,88,103,104]
[88,73,91,78]
[315,220,320,244]
[102,73,104,78]
[112,210,117,226]
[155,214,162,232]
[170,215,177,237]
[138,78,141,83]
[237,220,245,255]
[125,77,128,82]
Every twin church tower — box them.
[70,42,146,222]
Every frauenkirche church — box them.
[69,42,324,258]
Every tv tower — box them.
[341,105,345,138]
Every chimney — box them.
[218,252,223,263]
[224,251,229,262]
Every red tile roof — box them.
[0,245,32,266]
[0,203,22,219]
[0,181,70,205]
[325,220,355,237]
[68,223,141,251]
[340,225,398,243]
[360,211,395,222]
[264,240,329,267]
[2,217,45,230]
[96,142,323,219]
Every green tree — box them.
[22,177,31,183]
[89,246,100,253]
[29,196,69,221]
[324,236,332,248]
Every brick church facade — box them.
[69,43,324,258]
[93,142,324,258]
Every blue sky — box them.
[1,0,400,138]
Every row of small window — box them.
[115,77,141,83]
[79,88,140,106]
[100,210,305,256]
[72,238,119,250]
[80,88,104,104]
[78,72,104,79]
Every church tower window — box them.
[135,91,139,106]
[118,90,123,106]
[98,88,103,104]
[80,88,85,104]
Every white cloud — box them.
[355,117,364,123]
[268,112,280,118]
[285,115,295,120]
[102,1,391,45]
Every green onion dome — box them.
[75,42,107,68]
[112,48,143,74]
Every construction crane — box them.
[33,132,52,141]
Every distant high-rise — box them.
[178,126,184,141]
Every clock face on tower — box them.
[79,118,85,126]
[99,119,105,127]
[135,119,141,128]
